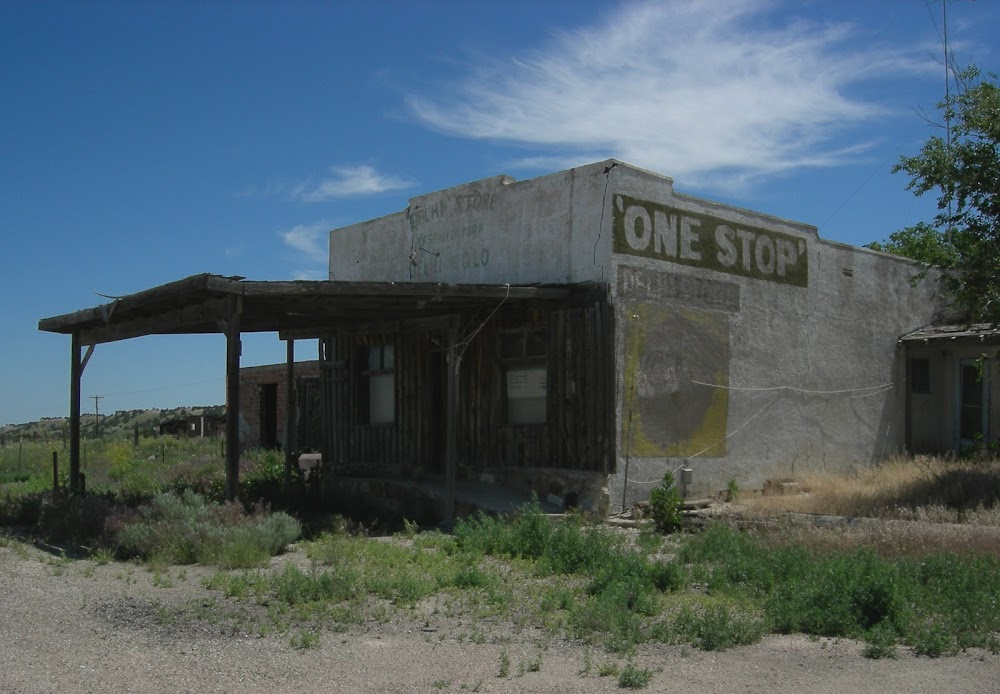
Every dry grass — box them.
[745,516,1000,558]
[739,455,1000,525]
[725,455,1000,558]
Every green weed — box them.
[863,622,898,659]
[597,661,620,677]
[618,662,653,689]
[649,473,683,534]
[497,650,510,678]
[289,630,321,650]
[673,605,766,651]
[113,490,300,567]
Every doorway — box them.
[260,383,278,449]
[957,358,990,453]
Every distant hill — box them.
[0,406,225,442]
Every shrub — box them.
[673,605,766,651]
[242,449,287,503]
[618,663,654,689]
[863,622,898,659]
[649,473,683,534]
[112,490,300,567]
[272,563,361,605]
[767,550,906,638]
[910,619,956,657]
[35,492,117,544]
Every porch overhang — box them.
[39,273,597,507]
[38,273,583,346]
[898,323,1000,345]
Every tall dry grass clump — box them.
[741,455,1000,525]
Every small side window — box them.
[500,326,547,424]
[506,366,547,425]
[356,344,395,425]
[910,357,930,394]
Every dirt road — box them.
[1,541,997,693]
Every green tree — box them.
[867,66,1000,324]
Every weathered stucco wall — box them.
[329,162,618,285]
[327,160,946,507]
[606,164,943,504]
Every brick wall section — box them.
[238,361,321,450]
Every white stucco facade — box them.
[329,160,943,501]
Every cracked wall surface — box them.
[327,161,944,505]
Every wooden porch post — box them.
[444,317,461,524]
[69,332,82,494]
[284,338,296,488]
[224,295,242,502]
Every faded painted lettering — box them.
[408,191,498,229]
[653,211,677,257]
[461,247,490,270]
[679,217,702,261]
[624,205,652,251]
[617,265,741,313]
[613,194,809,287]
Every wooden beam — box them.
[284,339,295,488]
[80,344,96,372]
[444,316,461,524]
[69,332,82,494]
[224,295,243,502]
[38,273,217,333]
[77,297,232,345]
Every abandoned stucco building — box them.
[321,159,964,512]
[40,160,997,517]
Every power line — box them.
[99,378,224,397]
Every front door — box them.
[957,358,990,453]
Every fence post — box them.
[52,451,58,492]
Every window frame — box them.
[499,326,548,425]
[909,356,931,395]
[355,343,396,426]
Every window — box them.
[500,327,547,425]
[357,344,395,425]
[909,357,930,394]
[500,327,547,362]
[506,366,547,424]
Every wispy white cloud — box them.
[406,0,931,190]
[234,180,292,199]
[291,269,327,281]
[292,165,415,202]
[280,222,329,263]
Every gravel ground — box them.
[2,540,999,694]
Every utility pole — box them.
[91,395,103,438]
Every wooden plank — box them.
[284,339,295,487]
[445,317,460,523]
[224,295,242,501]
[38,274,216,333]
[69,332,82,493]
[75,297,231,345]
[41,276,583,337]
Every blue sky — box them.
[2,0,997,426]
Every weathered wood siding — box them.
[322,299,613,476]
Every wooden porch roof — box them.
[38,272,600,506]
[38,273,583,345]
[898,323,1000,344]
